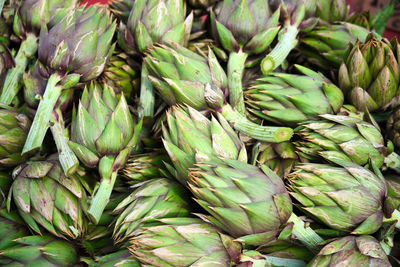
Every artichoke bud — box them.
[316,0,349,23]
[308,235,390,267]
[339,35,400,112]
[188,158,293,246]
[13,0,77,39]
[212,0,280,54]
[38,5,116,83]
[122,0,192,55]
[9,154,90,239]
[289,162,387,235]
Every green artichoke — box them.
[0,235,79,266]
[146,44,293,142]
[120,0,192,54]
[22,5,116,157]
[69,83,142,224]
[245,64,344,127]
[251,141,298,178]
[288,161,388,235]
[120,151,171,185]
[316,0,349,23]
[99,51,140,103]
[299,22,371,70]
[0,0,78,105]
[162,105,247,183]
[294,108,389,169]
[0,104,30,170]
[308,235,390,266]
[210,0,280,113]
[8,154,90,239]
[188,158,293,246]
[129,217,239,266]
[339,36,400,112]
[113,178,192,243]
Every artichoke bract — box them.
[109,0,135,22]
[0,104,30,170]
[299,22,371,71]
[188,158,293,246]
[8,154,90,239]
[119,0,193,119]
[22,5,116,159]
[211,0,280,114]
[69,83,142,224]
[0,0,78,105]
[0,235,79,266]
[146,44,293,143]
[83,249,141,267]
[0,208,29,251]
[288,161,388,235]
[308,235,390,267]
[245,64,344,127]
[129,217,239,266]
[113,178,192,243]
[294,108,389,169]
[339,35,400,112]
[162,105,247,183]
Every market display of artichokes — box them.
[0,0,399,265]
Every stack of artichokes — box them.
[1,0,400,266]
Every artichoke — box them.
[210,0,280,113]
[120,151,171,185]
[299,22,371,71]
[113,178,192,243]
[288,161,388,235]
[0,235,79,266]
[129,217,239,266]
[245,64,344,127]
[188,157,293,246]
[162,105,247,183]
[0,0,78,105]
[146,44,293,142]
[316,0,349,23]
[339,35,400,112]
[0,104,30,170]
[69,83,142,224]
[294,108,389,169]
[308,235,390,266]
[8,154,90,239]
[22,5,116,157]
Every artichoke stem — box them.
[88,156,118,224]
[0,33,38,104]
[50,110,79,176]
[288,213,324,253]
[262,256,306,267]
[228,50,247,115]
[261,24,298,74]
[138,64,154,118]
[386,209,400,229]
[220,104,293,142]
[22,73,63,155]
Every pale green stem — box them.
[0,33,38,104]
[227,50,247,115]
[220,104,293,142]
[138,64,154,118]
[288,213,324,253]
[385,209,400,229]
[22,73,63,155]
[88,156,118,224]
[260,24,299,74]
[263,256,306,267]
[50,110,79,177]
